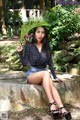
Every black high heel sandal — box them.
[49,102,60,119]
[58,107,72,120]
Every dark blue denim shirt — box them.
[19,42,57,79]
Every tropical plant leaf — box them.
[20,19,50,43]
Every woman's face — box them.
[35,27,45,43]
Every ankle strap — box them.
[49,102,56,107]
[59,106,64,110]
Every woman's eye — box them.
[36,31,40,33]
[36,31,45,34]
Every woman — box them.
[17,26,72,119]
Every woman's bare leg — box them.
[28,71,54,102]
[49,78,67,113]
[27,71,57,110]
[27,71,67,112]
[49,78,63,107]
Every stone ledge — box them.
[0,71,80,112]
[0,82,48,111]
[0,71,26,80]
[0,76,80,112]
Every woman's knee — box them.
[42,71,51,84]
[43,71,50,78]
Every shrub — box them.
[44,5,80,50]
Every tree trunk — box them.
[0,0,7,35]
[40,0,44,10]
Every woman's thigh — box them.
[27,71,48,85]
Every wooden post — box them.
[40,0,44,10]
[0,0,7,35]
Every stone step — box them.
[0,71,80,112]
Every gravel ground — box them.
[2,106,79,120]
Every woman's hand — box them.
[54,78,63,83]
[17,43,23,52]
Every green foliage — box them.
[5,9,21,36]
[0,45,28,71]
[20,19,50,43]
[44,5,80,50]
[74,47,80,55]
[77,61,80,70]
[74,61,80,70]
[54,63,65,72]
[53,50,73,65]
[62,4,80,12]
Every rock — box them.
[72,54,80,63]
[0,73,80,112]
[56,78,80,106]
[14,102,25,111]
[0,40,15,46]
[0,97,12,112]
[69,68,80,75]
[53,50,74,64]
[0,83,48,111]
[57,73,73,79]
[59,40,80,50]
[0,71,26,80]
[0,71,80,120]
[75,8,80,13]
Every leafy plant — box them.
[5,9,21,36]
[77,62,80,70]
[54,63,65,72]
[44,5,80,50]
[74,61,80,70]
[0,45,28,71]
[74,47,80,55]
[20,18,50,44]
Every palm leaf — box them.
[20,19,50,43]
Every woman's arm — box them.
[48,52,57,79]
[17,43,29,67]
[48,51,63,82]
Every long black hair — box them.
[31,26,51,58]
